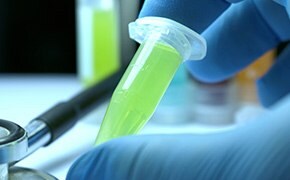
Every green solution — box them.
[96,40,182,145]
[84,9,120,86]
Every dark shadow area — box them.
[0,0,76,73]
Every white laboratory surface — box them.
[0,74,264,179]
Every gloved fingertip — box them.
[185,60,232,83]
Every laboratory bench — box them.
[0,74,265,179]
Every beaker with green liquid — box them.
[96,17,206,145]
[77,0,120,87]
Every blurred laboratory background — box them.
[0,0,289,126]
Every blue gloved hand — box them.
[67,94,290,180]
[138,0,244,33]
[141,0,290,107]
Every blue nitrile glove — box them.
[186,0,290,107]
[141,0,290,107]
[138,0,244,33]
[67,94,290,180]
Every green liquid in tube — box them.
[84,9,120,86]
[96,40,182,145]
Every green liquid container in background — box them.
[96,17,206,145]
[77,0,120,87]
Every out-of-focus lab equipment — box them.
[0,73,121,179]
[76,0,140,86]
[234,49,276,124]
[236,50,276,104]
[77,0,121,86]
[190,78,238,125]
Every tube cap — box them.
[129,17,207,60]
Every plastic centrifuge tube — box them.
[95,17,206,145]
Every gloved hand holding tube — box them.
[95,16,206,145]
[67,0,290,179]
[95,0,241,146]
[187,0,290,107]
